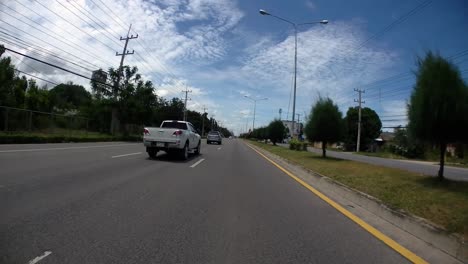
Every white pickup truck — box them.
[143,120,201,160]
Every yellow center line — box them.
[245,142,428,264]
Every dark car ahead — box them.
[207,131,222,145]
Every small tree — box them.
[268,119,286,145]
[305,97,343,157]
[408,52,468,180]
[343,107,382,151]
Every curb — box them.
[248,143,467,263]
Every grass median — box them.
[249,140,468,239]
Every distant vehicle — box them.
[207,131,222,145]
[143,120,201,160]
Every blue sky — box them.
[2,0,468,134]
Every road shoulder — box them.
[246,142,467,264]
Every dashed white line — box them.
[28,251,52,264]
[111,152,142,158]
[217,147,222,150]
[0,143,138,153]
[190,158,205,168]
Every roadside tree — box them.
[343,107,382,151]
[304,97,343,157]
[408,52,468,180]
[267,119,286,145]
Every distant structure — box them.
[91,69,108,84]
[281,120,303,138]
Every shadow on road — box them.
[145,152,202,163]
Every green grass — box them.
[356,151,468,168]
[250,141,468,238]
[0,131,142,144]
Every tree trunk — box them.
[438,142,446,180]
[322,141,326,158]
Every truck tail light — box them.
[143,128,150,135]
[173,130,183,136]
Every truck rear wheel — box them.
[194,141,201,155]
[147,148,157,159]
[180,142,189,160]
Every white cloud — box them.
[2,0,405,134]
[305,0,316,11]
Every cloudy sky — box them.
[1,0,467,134]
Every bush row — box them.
[289,139,308,151]
[0,134,142,144]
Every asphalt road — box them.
[278,144,468,182]
[1,140,409,264]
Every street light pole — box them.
[244,95,268,131]
[259,9,328,138]
[292,24,297,138]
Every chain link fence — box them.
[0,106,93,135]
[0,106,143,137]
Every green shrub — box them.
[289,139,305,151]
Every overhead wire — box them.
[352,0,432,52]
[30,0,118,52]
[0,19,102,71]
[0,22,104,72]
[0,34,97,73]
[14,69,59,86]
[0,2,113,69]
[11,0,115,67]
[54,0,122,49]
[5,47,112,88]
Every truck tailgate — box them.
[144,127,179,143]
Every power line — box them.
[63,0,123,47]
[0,23,104,71]
[353,0,432,51]
[11,0,115,67]
[30,0,117,52]
[92,0,129,30]
[5,47,112,87]
[8,52,43,75]
[72,0,184,94]
[380,114,407,118]
[14,69,59,86]
[0,31,98,73]
[0,3,110,70]
[54,0,121,49]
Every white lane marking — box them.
[111,152,142,158]
[190,158,205,168]
[0,143,138,153]
[217,147,222,150]
[28,251,52,264]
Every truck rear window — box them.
[161,122,188,130]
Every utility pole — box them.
[112,24,138,134]
[354,88,365,152]
[296,113,301,138]
[279,108,282,120]
[201,106,207,137]
[182,88,192,121]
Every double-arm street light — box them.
[244,95,268,131]
[259,9,328,137]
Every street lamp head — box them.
[320,19,329,24]
[259,9,270,15]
